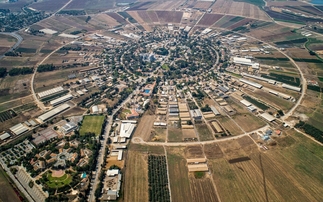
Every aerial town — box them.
[0,0,323,201]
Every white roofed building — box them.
[119,121,137,138]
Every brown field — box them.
[182,129,196,139]
[184,145,204,159]
[146,11,159,22]
[210,0,270,21]
[204,143,224,159]
[30,0,69,12]
[287,48,318,60]
[166,147,193,202]
[0,34,17,54]
[149,127,167,142]
[217,116,243,136]
[228,18,255,30]
[0,95,33,112]
[61,106,86,117]
[64,0,115,12]
[133,115,155,141]
[149,0,184,11]
[195,124,214,141]
[168,127,183,142]
[188,175,219,202]
[206,131,323,202]
[123,150,149,202]
[105,156,124,169]
[233,114,266,132]
[197,13,224,26]
[248,24,295,41]
[155,11,183,24]
[0,167,21,202]
[106,13,128,25]
[193,1,212,9]
[0,74,32,103]
[127,11,153,31]
[137,11,154,23]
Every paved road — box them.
[0,32,23,60]
[132,125,269,146]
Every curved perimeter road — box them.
[0,32,23,60]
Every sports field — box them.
[79,115,105,136]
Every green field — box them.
[45,173,72,188]
[79,115,105,136]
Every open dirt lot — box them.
[204,143,224,159]
[0,34,17,55]
[0,167,21,202]
[184,145,204,159]
[133,114,155,141]
[195,124,214,141]
[168,127,183,142]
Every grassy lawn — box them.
[79,115,105,136]
[45,173,72,188]
[196,124,214,141]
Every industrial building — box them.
[189,109,202,120]
[282,84,301,92]
[49,94,73,106]
[233,57,259,69]
[103,169,122,201]
[38,104,70,122]
[239,78,263,89]
[10,123,29,136]
[60,122,78,134]
[119,120,137,138]
[0,132,11,141]
[37,86,65,99]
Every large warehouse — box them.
[119,120,137,138]
[37,86,65,99]
[50,94,73,106]
[38,104,70,122]
[239,78,263,89]
[10,123,29,136]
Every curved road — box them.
[0,32,23,59]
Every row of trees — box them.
[148,155,170,202]
[295,121,323,143]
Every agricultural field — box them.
[149,127,167,142]
[133,115,155,141]
[195,124,214,141]
[0,167,22,202]
[64,0,115,13]
[79,115,105,136]
[0,34,17,55]
[168,127,183,142]
[188,175,219,202]
[29,0,69,12]
[0,74,32,103]
[197,14,223,26]
[0,110,17,123]
[155,11,183,24]
[166,147,193,202]
[206,132,323,201]
[124,144,165,202]
[148,155,170,202]
[217,116,244,136]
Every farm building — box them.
[37,86,65,99]
[282,84,301,92]
[154,122,167,126]
[247,105,257,112]
[50,94,73,106]
[242,73,276,84]
[218,85,229,93]
[119,121,137,138]
[38,104,70,122]
[224,105,234,113]
[102,169,122,201]
[187,164,209,172]
[0,132,11,141]
[10,123,29,136]
[260,113,275,122]
[240,99,252,107]
[239,78,263,89]
[189,109,202,120]
[211,106,220,115]
[187,158,207,164]
[211,121,223,133]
